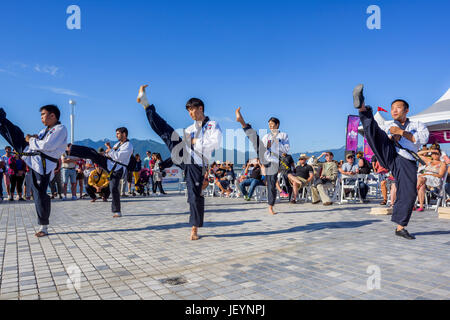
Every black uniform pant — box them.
[69,145,122,213]
[265,174,278,206]
[31,170,52,225]
[86,185,111,200]
[243,124,279,206]
[145,105,205,227]
[360,107,417,227]
[0,114,52,225]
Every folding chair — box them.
[339,175,361,204]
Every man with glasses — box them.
[310,152,338,206]
[288,154,314,204]
[353,84,429,240]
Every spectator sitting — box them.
[339,153,369,203]
[356,151,372,174]
[239,159,265,201]
[310,152,338,206]
[287,154,314,204]
[86,163,110,202]
[278,153,295,199]
[214,162,235,196]
[416,147,447,211]
[371,155,390,205]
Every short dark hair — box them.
[391,99,409,110]
[268,117,280,127]
[116,127,128,136]
[186,98,205,111]
[40,104,61,120]
[5,146,11,150]
[327,151,334,157]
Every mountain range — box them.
[73,138,347,164]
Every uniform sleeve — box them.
[413,122,429,146]
[28,127,67,153]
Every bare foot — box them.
[137,84,150,107]
[190,226,200,240]
[269,206,277,215]
[235,107,246,128]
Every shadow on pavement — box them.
[54,220,261,235]
[207,219,382,238]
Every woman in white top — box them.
[417,148,447,211]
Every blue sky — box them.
[0,0,449,153]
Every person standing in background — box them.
[1,146,13,200]
[8,152,26,201]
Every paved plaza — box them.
[0,192,449,300]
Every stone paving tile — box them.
[1,194,449,300]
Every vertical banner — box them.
[363,137,374,161]
[428,130,450,144]
[346,115,360,153]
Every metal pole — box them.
[69,100,76,144]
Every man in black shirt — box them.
[279,153,295,200]
[288,154,314,204]
[238,160,265,201]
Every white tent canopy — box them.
[410,88,450,131]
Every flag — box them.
[377,107,388,112]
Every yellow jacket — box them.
[88,169,110,188]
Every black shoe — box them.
[395,228,415,240]
[353,84,365,109]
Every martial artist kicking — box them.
[137,85,222,240]
[353,84,429,240]
[69,127,134,218]
[0,105,67,237]
[235,107,290,215]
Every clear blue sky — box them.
[0,0,449,153]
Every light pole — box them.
[69,99,76,144]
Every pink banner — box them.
[364,137,374,161]
[346,115,360,152]
[428,130,450,144]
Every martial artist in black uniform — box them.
[353,84,429,240]
[69,128,134,218]
[0,105,67,237]
[235,107,290,215]
[137,85,222,240]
